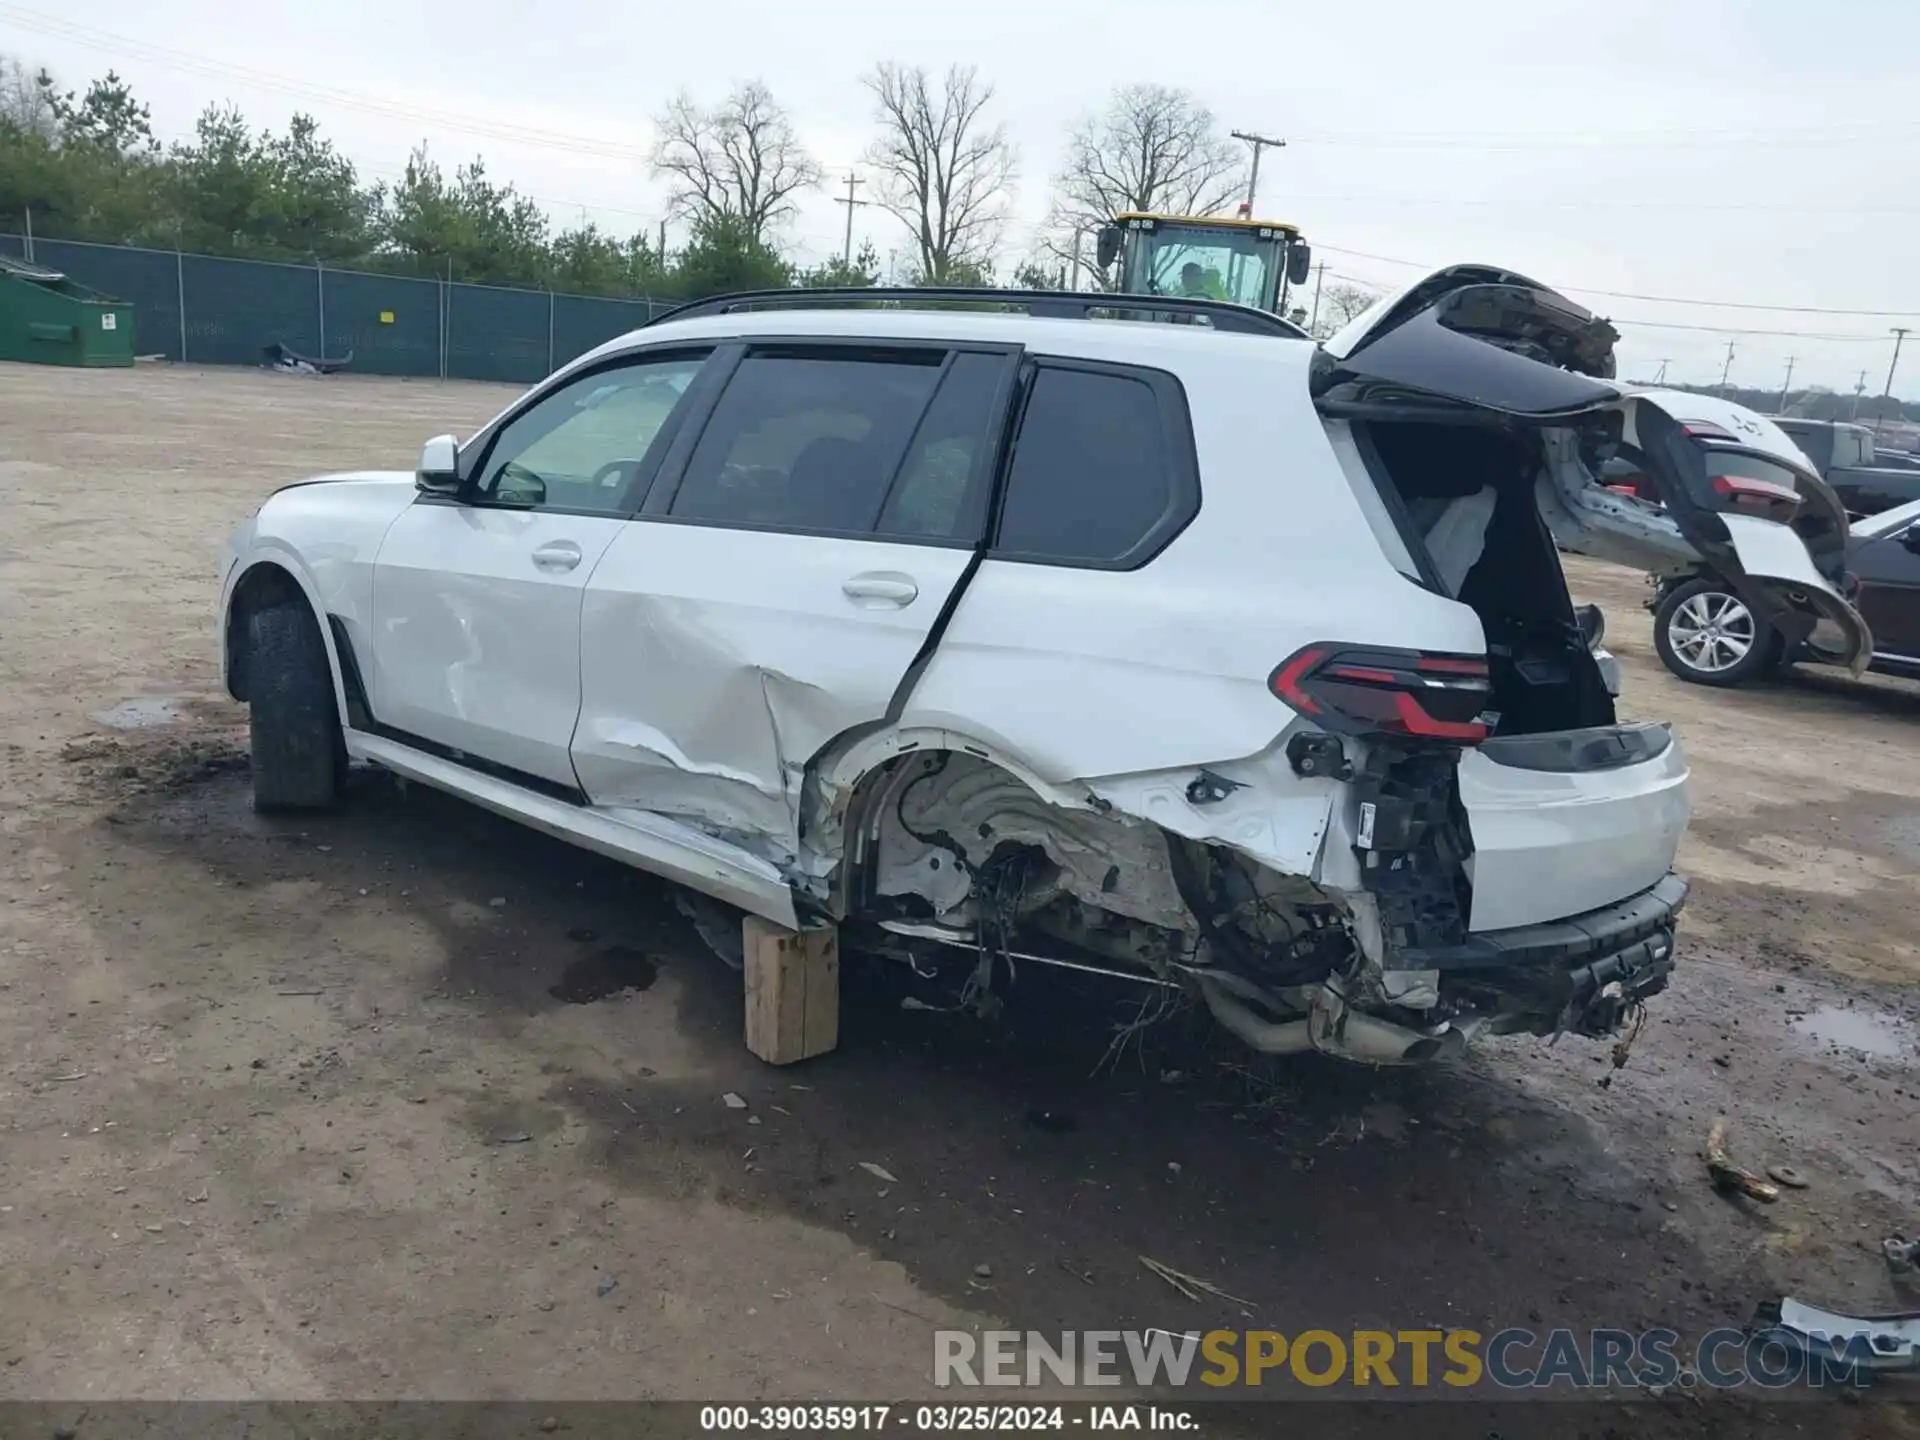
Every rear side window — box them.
[669,349,944,534]
[993,361,1196,567]
[877,351,1009,543]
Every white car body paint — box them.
[217,278,1860,1062]
[573,523,974,851]
[370,502,628,788]
[221,471,418,726]
[1459,736,1692,932]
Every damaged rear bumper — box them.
[1394,872,1687,1039]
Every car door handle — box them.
[841,572,919,608]
[531,541,583,572]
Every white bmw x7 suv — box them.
[219,266,1870,1066]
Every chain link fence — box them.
[0,234,682,384]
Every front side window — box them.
[477,353,707,513]
[1141,231,1276,309]
[669,350,945,534]
[993,362,1194,567]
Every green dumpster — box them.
[0,254,136,367]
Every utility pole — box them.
[1777,356,1795,414]
[834,172,868,267]
[656,219,667,261]
[1719,340,1736,392]
[1653,358,1670,384]
[1878,327,1911,437]
[1308,262,1326,334]
[1851,370,1868,420]
[1230,130,1287,216]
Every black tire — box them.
[246,603,343,811]
[1652,577,1781,688]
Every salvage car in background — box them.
[218,267,1866,1068]
[1653,495,1920,686]
[1770,417,1920,517]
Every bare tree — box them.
[1042,84,1245,286]
[0,55,57,138]
[862,63,1016,284]
[651,81,822,241]
[1312,282,1380,339]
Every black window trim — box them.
[634,335,1025,549]
[984,355,1202,572]
[414,343,724,519]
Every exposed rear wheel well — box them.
[226,563,309,701]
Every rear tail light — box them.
[1709,471,1801,522]
[1269,645,1493,743]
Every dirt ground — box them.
[2,364,1917,1421]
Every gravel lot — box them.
[2,363,1916,1423]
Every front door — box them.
[572,343,1019,852]
[369,350,711,787]
[1852,512,1920,661]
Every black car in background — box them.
[1768,418,1920,517]
[1651,498,1920,686]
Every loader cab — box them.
[1096,213,1312,315]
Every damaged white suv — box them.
[219,267,1869,1065]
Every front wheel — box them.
[246,603,344,810]
[1653,577,1783,687]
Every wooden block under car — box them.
[742,916,840,1065]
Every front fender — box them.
[221,546,354,725]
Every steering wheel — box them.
[588,460,635,492]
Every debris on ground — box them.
[973,1263,993,1279]
[1705,1117,1779,1203]
[493,1132,533,1145]
[1751,1296,1920,1374]
[1138,1255,1253,1307]
[721,1092,747,1110]
[676,891,745,969]
[596,1275,618,1298]
[1610,1006,1645,1071]
[487,896,506,909]
[1884,1235,1917,1277]
[858,1162,899,1184]
[1767,1164,1810,1190]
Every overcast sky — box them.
[10,0,1919,393]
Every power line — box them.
[1229,130,1287,216]
[833,172,868,267]
[1282,120,1920,152]
[1284,192,1920,219]
[1315,244,1920,317]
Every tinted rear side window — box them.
[669,350,944,534]
[993,362,1195,567]
[877,351,1009,544]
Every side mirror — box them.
[416,434,460,495]
[1287,242,1313,287]
[1094,226,1122,271]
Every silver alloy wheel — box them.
[1667,589,1756,673]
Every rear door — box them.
[571,342,1020,849]
[1850,503,1920,660]
[1317,267,1870,672]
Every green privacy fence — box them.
[0,234,679,384]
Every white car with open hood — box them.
[219,267,1869,1066]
